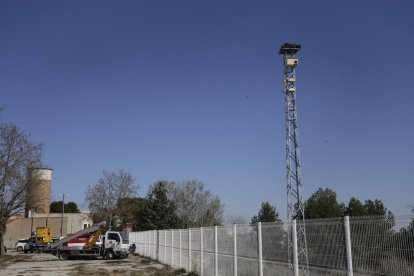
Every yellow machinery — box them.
[84,223,104,249]
[35,227,52,244]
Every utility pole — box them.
[279,43,309,275]
[59,194,69,237]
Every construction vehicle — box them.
[23,227,53,253]
[44,221,131,260]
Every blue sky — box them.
[1,1,413,221]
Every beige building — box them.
[4,212,92,249]
[30,212,93,234]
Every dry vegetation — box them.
[69,255,191,276]
[71,264,188,276]
[0,254,32,269]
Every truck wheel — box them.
[17,246,23,252]
[59,252,69,260]
[105,251,115,260]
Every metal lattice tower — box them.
[279,43,309,276]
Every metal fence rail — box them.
[129,215,414,276]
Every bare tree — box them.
[168,180,224,227]
[85,170,137,230]
[0,122,42,256]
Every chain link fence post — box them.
[292,219,299,276]
[156,230,159,261]
[164,230,166,263]
[234,223,237,276]
[344,216,354,276]
[189,228,192,272]
[215,226,218,276]
[258,222,263,276]
[179,229,182,268]
[200,227,204,276]
[171,230,174,267]
[144,231,147,257]
[153,231,156,260]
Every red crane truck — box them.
[45,221,132,260]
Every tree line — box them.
[84,170,397,232]
[250,187,393,224]
[84,170,224,231]
[49,201,80,213]
[83,169,398,234]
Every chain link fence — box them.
[129,215,414,275]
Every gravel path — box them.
[0,250,179,276]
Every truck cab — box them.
[101,231,130,259]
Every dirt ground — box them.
[0,250,190,276]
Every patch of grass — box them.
[140,259,151,265]
[71,264,110,276]
[68,262,85,267]
[0,255,31,268]
[154,269,174,276]
[104,260,128,265]
[24,269,47,273]
[173,268,186,275]
[129,271,156,276]
[113,269,127,273]
[152,267,196,276]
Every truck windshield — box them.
[120,232,129,244]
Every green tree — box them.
[345,197,391,217]
[50,201,80,213]
[303,189,398,273]
[135,181,180,231]
[345,197,364,217]
[363,199,390,216]
[347,199,395,274]
[115,197,146,229]
[251,202,281,223]
[304,188,345,219]
[304,188,345,268]
[250,202,286,262]
[345,197,365,216]
[392,219,414,272]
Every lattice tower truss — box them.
[279,43,309,276]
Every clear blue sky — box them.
[1,1,413,221]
